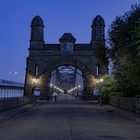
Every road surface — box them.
[0,93,140,140]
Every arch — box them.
[39,56,95,99]
[44,56,91,76]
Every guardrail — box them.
[110,97,140,113]
[0,79,24,98]
[0,80,40,113]
[0,96,32,112]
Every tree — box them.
[108,4,140,97]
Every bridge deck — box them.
[0,94,140,140]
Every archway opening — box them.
[47,65,85,99]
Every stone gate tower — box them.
[24,15,107,99]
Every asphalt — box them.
[0,94,140,140]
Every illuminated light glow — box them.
[96,80,99,83]
[15,72,18,75]
[50,83,53,87]
[100,78,104,82]
[9,71,18,75]
[32,78,37,83]
[67,86,80,93]
[50,85,64,93]
[78,85,81,88]
[95,78,104,84]
[32,78,39,84]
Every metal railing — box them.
[110,97,140,113]
[0,80,32,112]
[0,96,32,112]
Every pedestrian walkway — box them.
[87,100,140,124]
[0,104,36,125]
[57,93,77,102]
[0,94,140,140]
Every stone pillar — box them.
[85,74,94,99]
[40,88,47,97]
[24,74,33,96]
[40,74,48,98]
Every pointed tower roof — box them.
[59,33,76,43]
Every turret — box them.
[30,15,44,48]
[91,15,105,47]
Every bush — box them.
[97,75,118,104]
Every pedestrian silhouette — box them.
[52,91,58,102]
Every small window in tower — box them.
[96,64,100,76]
[35,64,39,76]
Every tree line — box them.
[97,4,140,101]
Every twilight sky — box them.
[0,0,139,82]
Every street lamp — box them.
[32,78,40,89]
[32,78,38,84]
[32,77,40,85]
[96,78,104,84]
[50,83,53,87]
[99,78,104,83]
[78,85,81,88]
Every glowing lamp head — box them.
[100,78,104,82]
[32,78,39,84]
[50,83,53,87]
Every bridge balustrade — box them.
[0,84,32,112]
[0,97,32,112]
[0,87,24,98]
[110,97,140,113]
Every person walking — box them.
[76,92,79,99]
[52,91,58,102]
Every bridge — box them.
[0,78,140,139]
[0,15,140,140]
[0,78,140,140]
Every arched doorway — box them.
[48,65,85,99]
[38,57,95,99]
